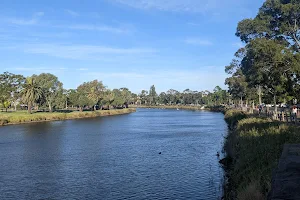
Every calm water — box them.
[0,108,227,200]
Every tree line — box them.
[225,0,300,113]
[139,85,229,106]
[0,72,135,113]
[0,72,229,113]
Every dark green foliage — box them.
[226,0,300,106]
[224,110,248,128]
[237,0,300,49]
[34,73,63,112]
[224,1,300,199]
[148,85,157,105]
[21,77,43,113]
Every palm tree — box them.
[22,77,43,114]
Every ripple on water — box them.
[0,108,227,200]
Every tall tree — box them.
[0,72,25,111]
[35,73,63,112]
[139,90,148,105]
[236,0,300,50]
[148,85,157,105]
[21,77,43,114]
[225,70,248,107]
[166,89,179,105]
[119,88,132,107]
[67,89,78,108]
[225,48,250,106]
[158,92,168,105]
[76,80,106,111]
[241,38,296,112]
[102,89,115,109]
[111,89,125,107]
[54,89,68,110]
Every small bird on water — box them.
[159,152,161,154]
[216,152,220,157]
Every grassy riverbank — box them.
[0,108,136,126]
[132,105,226,112]
[223,110,300,200]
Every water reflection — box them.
[0,109,227,199]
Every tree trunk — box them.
[251,100,254,113]
[94,105,97,111]
[240,96,243,108]
[274,95,277,120]
[28,103,32,114]
[79,107,83,112]
[274,95,277,113]
[65,100,68,109]
[258,85,262,105]
[14,104,17,111]
[48,102,52,112]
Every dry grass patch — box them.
[0,108,136,126]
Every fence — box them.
[236,106,299,123]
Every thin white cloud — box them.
[110,0,256,19]
[5,12,44,25]
[77,68,89,71]
[6,18,37,25]
[2,11,131,34]
[8,67,67,74]
[27,32,73,38]
[64,9,80,17]
[112,0,210,13]
[10,43,157,60]
[185,38,213,46]
[66,24,129,34]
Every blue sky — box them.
[0,0,264,93]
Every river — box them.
[0,108,227,200]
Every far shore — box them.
[131,105,226,112]
[0,108,136,126]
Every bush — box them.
[223,112,300,199]
[224,110,247,129]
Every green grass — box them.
[224,109,248,128]
[223,110,300,199]
[0,108,136,126]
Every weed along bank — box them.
[221,109,300,199]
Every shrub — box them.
[224,110,247,129]
[224,112,300,199]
